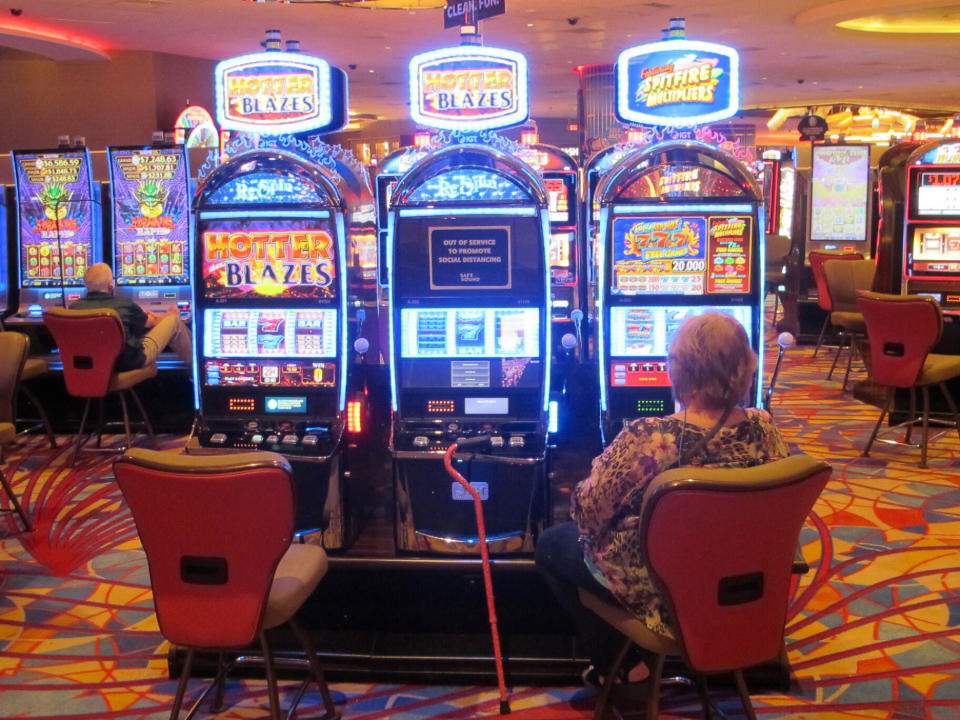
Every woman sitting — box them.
[535,311,789,685]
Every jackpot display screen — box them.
[610,214,753,295]
[810,145,870,242]
[109,147,190,286]
[199,217,337,300]
[203,308,337,358]
[608,304,753,387]
[12,150,95,287]
[203,359,336,388]
[550,231,576,284]
[913,170,960,218]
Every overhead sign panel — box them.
[443,0,506,28]
[616,39,739,127]
[409,46,528,131]
[215,51,347,135]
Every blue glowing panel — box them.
[408,170,529,203]
[616,40,739,127]
[400,307,539,359]
[409,46,529,131]
[206,172,326,205]
[215,51,343,135]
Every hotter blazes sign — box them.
[444,0,506,28]
[215,52,332,135]
[410,46,528,130]
[616,40,739,127]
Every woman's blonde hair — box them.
[667,311,757,410]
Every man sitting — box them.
[69,263,192,370]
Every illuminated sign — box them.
[409,46,528,131]
[810,145,870,243]
[201,219,336,299]
[409,169,527,203]
[429,226,511,289]
[616,40,739,127]
[215,51,345,135]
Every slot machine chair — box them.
[807,251,864,358]
[764,234,791,324]
[43,308,158,465]
[0,321,58,448]
[0,332,36,531]
[113,449,340,720]
[822,259,876,390]
[857,292,960,468]
[578,454,831,720]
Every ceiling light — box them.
[838,8,960,33]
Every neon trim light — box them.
[199,210,331,220]
[616,39,740,127]
[0,18,109,58]
[540,208,553,413]
[386,211,399,412]
[597,205,610,413]
[613,203,753,214]
[336,212,349,412]
[215,51,332,135]
[409,45,529,131]
[398,207,536,217]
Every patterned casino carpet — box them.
[2,314,960,719]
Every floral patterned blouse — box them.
[572,409,789,638]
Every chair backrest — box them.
[857,291,943,388]
[822,258,876,313]
[808,251,864,311]
[113,449,295,648]
[764,234,791,271]
[641,454,831,673]
[0,332,29,424]
[44,308,125,398]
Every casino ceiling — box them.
[6,0,960,121]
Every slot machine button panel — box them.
[302,435,318,446]
[509,435,525,448]
[265,434,280,445]
[281,434,299,445]
[210,433,227,445]
[250,434,264,444]
[489,435,504,448]
[413,435,430,448]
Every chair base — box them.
[71,389,156,466]
[862,383,960,468]
[0,467,31,532]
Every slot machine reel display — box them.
[192,149,351,543]
[808,144,873,260]
[107,145,193,318]
[902,139,960,309]
[386,144,552,554]
[595,141,764,443]
[10,148,102,321]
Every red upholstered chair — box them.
[808,250,864,357]
[579,454,831,720]
[113,449,340,720]
[43,308,157,465]
[857,292,960,468]
[0,332,35,531]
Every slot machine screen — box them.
[550,231,576,284]
[109,147,190,286]
[912,170,960,219]
[810,145,870,243]
[608,304,753,387]
[908,227,960,275]
[202,308,337,388]
[544,176,574,224]
[610,214,753,295]
[199,217,337,300]
[12,150,95,287]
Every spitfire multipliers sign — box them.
[409,46,528,131]
[215,51,346,135]
[616,39,739,127]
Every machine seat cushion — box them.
[830,311,866,333]
[21,357,48,381]
[108,363,158,392]
[262,543,329,630]
[0,422,16,445]
[918,354,960,387]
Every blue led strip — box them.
[596,206,610,413]
[755,206,765,408]
[198,210,331,219]
[386,211,399,412]
[189,204,201,411]
[398,207,537,217]
[336,212,349,412]
[540,208,553,414]
[408,45,529,132]
[612,203,754,214]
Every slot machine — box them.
[9,148,102,322]
[0,189,8,318]
[807,144,873,260]
[107,145,193,321]
[595,140,764,443]
[761,150,782,236]
[386,144,552,554]
[873,142,919,294]
[192,149,351,545]
[375,147,425,287]
[902,138,960,309]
